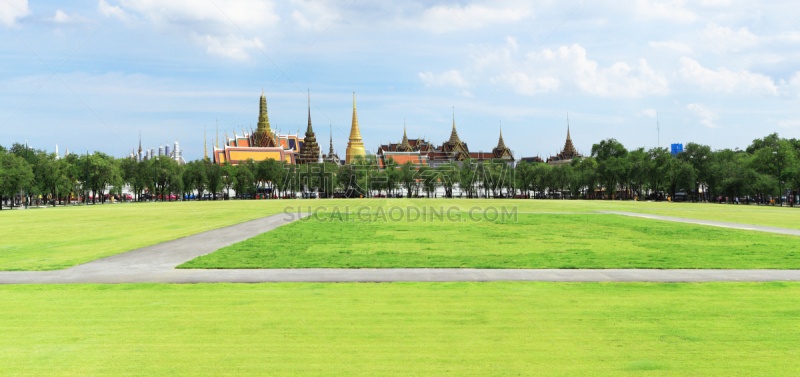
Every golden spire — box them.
[448,107,460,145]
[345,92,366,163]
[398,119,412,152]
[216,120,219,149]
[562,114,577,157]
[204,125,208,160]
[497,121,506,151]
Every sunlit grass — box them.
[2,198,798,270]
[181,213,800,269]
[1,282,798,376]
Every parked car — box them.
[301,192,317,199]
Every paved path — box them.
[1,212,799,284]
[601,211,800,236]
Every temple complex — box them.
[378,113,514,169]
[345,93,366,163]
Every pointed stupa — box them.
[397,120,413,152]
[297,89,320,164]
[204,125,208,160]
[345,92,366,163]
[562,114,577,157]
[492,121,512,159]
[329,125,334,155]
[257,89,271,134]
[448,108,461,145]
[496,122,507,151]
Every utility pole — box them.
[24,140,28,209]
[656,112,660,149]
[777,145,782,207]
[85,149,89,205]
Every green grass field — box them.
[180,213,800,269]
[2,199,798,270]
[1,282,798,376]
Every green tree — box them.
[0,152,34,209]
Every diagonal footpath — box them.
[1,211,799,284]
[600,211,800,236]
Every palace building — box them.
[377,124,430,169]
[213,91,302,165]
[377,113,514,170]
[546,126,582,166]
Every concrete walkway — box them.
[1,212,799,284]
[601,211,800,236]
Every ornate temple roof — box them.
[492,124,513,160]
[397,123,413,152]
[547,124,582,164]
[297,90,321,164]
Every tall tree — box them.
[0,152,34,209]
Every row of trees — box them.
[1,133,798,208]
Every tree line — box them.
[1,132,798,209]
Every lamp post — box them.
[24,140,28,209]
[153,156,157,202]
[774,146,782,207]
[85,149,89,205]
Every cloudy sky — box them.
[2,0,799,160]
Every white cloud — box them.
[678,56,778,95]
[505,44,669,98]
[98,0,278,61]
[777,118,800,129]
[417,3,533,33]
[195,34,264,61]
[110,0,279,30]
[290,0,339,31]
[503,72,560,95]
[687,103,720,128]
[642,108,657,117]
[98,0,134,23]
[0,0,30,27]
[702,23,760,53]
[632,0,697,23]
[419,70,470,88]
[50,10,96,24]
[457,89,474,98]
[649,40,693,54]
[700,0,731,6]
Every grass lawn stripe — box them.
[0,282,798,376]
[180,213,800,269]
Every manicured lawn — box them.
[180,213,800,269]
[2,198,798,271]
[0,282,798,376]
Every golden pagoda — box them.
[345,92,366,163]
[252,90,278,148]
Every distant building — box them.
[213,91,302,165]
[547,126,582,166]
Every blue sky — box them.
[2,0,799,160]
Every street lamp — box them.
[774,146,782,207]
[24,140,28,209]
[86,149,90,205]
